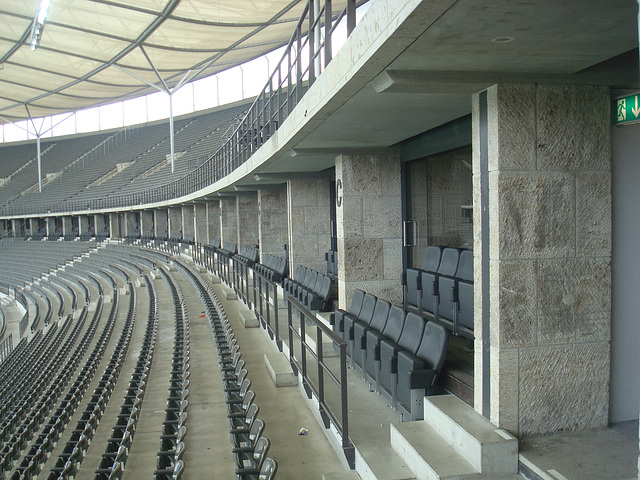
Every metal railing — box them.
[0,334,13,364]
[0,0,366,218]
[287,295,354,468]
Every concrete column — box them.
[78,216,90,236]
[206,200,221,244]
[259,186,288,258]
[181,205,195,242]
[154,209,168,239]
[287,177,331,275]
[472,84,611,436]
[140,211,154,237]
[94,214,108,236]
[237,192,259,248]
[62,216,73,236]
[220,197,237,246]
[124,212,137,237]
[168,207,182,239]
[194,203,207,244]
[16,219,25,237]
[335,152,403,308]
[45,218,55,237]
[109,213,121,238]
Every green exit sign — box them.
[613,93,640,125]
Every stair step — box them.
[391,421,478,480]
[424,395,517,474]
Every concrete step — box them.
[424,395,517,474]
[323,471,362,480]
[264,353,297,387]
[391,421,478,480]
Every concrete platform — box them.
[239,310,259,328]
[264,352,298,387]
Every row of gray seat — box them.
[403,246,474,342]
[332,290,449,421]
[284,266,333,312]
[171,257,277,479]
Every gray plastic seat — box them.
[342,293,376,345]
[420,247,460,318]
[332,289,365,337]
[396,321,448,420]
[378,312,426,400]
[404,246,442,313]
[351,299,391,372]
[364,306,406,388]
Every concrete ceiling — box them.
[236,0,639,188]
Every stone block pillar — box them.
[181,205,195,242]
[472,84,611,436]
[140,211,154,237]
[287,177,331,274]
[45,218,55,237]
[206,200,221,244]
[0,220,7,237]
[124,212,137,237]
[335,152,403,308]
[168,207,182,239]
[62,216,73,236]
[259,186,288,258]
[154,209,168,239]
[237,192,259,248]
[220,197,237,245]
[79,216,90,236]
[109,213,121,238]
[94,214,108,236]
[194,203,207,244]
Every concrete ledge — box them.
[207,274,221,284]
[196,265,207,273]
[119,286,129,296]
[134,277,146,288]
[223,288,237,301]
[264,353,298,387]
[240,310,259,328]
[322,472,361,480]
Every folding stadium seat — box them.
[232,418,265,452]
[155,459,184,480]
[303,275,332,311]
[226,379,252,405]
[332,289,365,338]
[403,246,442,314]
[235,436,270,479]
[352,299,391,374]
[420,247,460,320]
[228,390,255,419]
[435,249,468,331]
[342,293,376,345]
[395,321,448,420]
[454,250,474,340]
[229,403,259,436]
[364,306,406,390]
[378,312,426,402]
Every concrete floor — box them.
[520,421,639,480]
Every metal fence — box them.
[1,0,365,218]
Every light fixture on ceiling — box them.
[30,0,51,51]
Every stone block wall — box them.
[236,192,259,248]
[259,186,288,258]
[287,177,331,274]
[206,200,221,244]
[473,84,611,436]
[220,197,237,246]
[336,152,403,308]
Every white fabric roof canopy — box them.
[0,0,334,125]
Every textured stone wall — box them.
[473,84,611,436]
[154,209,168,238]
[193,203,207,244]
[62,216,73,235]
[335,152,403,308]
[287,177,331,274]
[181,205,194,241]
[109,213,121,238]
[220,197,237,246]
[78,216,90,235]
[140,211,153,237]
[168,207,182,239]
[236,192,259,248]
[124,212,137,237]
[206,200,221,244]
[259,186,288,258]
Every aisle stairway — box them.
[391,394,521,480]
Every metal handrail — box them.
[287,295,354,469]
[0,0,365,218]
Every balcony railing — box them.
[1,0,365,218]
